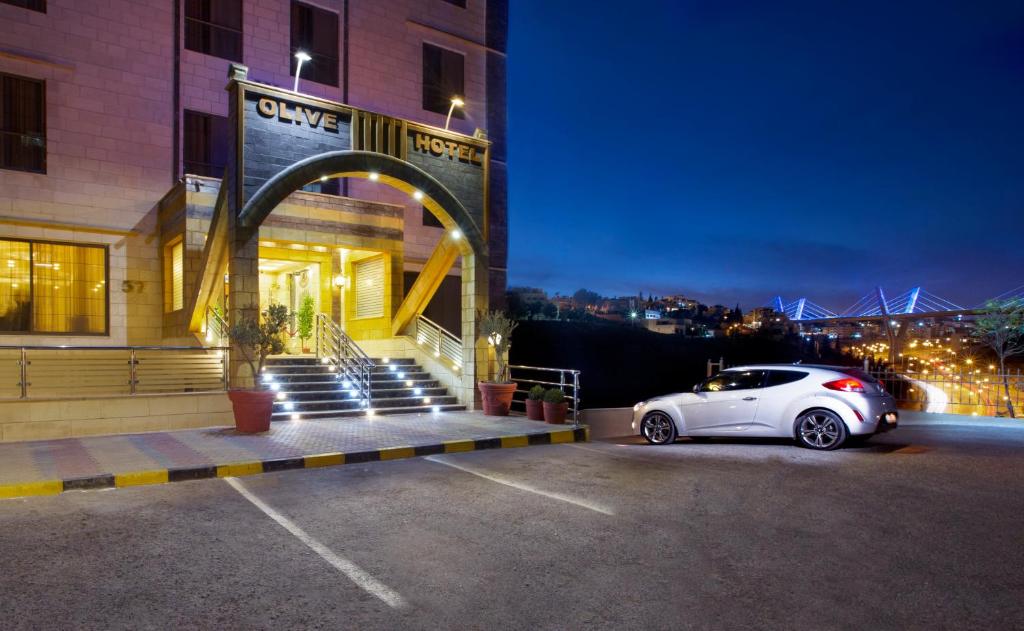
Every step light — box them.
[291,413,301,421]
[397,371,405,379]
[284,402,295,411]
[423,397,431,404]
[276,392,286,401]
[413,387,422,395]
[432,406,440,414]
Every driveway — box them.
[2,423,1022,629]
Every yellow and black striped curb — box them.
[0,426,589,500]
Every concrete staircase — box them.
[265,356,465,421]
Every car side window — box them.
[701,370,765,392]
[765,370,809,388]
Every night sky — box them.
[506,1,1024,312]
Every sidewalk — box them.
[0,412,587,500]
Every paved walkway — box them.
[0,412,585,498]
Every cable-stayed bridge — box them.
[768,284,1024,324]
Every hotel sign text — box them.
[414,132,483,166]
[256,97,339,132]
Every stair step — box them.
[370,357,416,365]
[273,404,466,420]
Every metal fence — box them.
[869,367,1024,417]
[508,364,581,426]
[0,346,229,399]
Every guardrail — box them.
[870,367,1023,417]
[0,345,229,399]
[508,365,581,426]
[315,313,374,408]
[415,315,462,368]
[204,306,228,346]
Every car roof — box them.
[722,364,859,372]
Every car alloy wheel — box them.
[796,410,847,450]
[641,411,677,445]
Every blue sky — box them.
[506,1,1024,311]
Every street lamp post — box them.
[444,96,464,131]
[293,51,312,93]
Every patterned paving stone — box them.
[0,412,569,486]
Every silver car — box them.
[632,364,899,450]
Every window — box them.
[422,206,443,228]
[0,239,107,335]
[353,256,384,319]
[165,240,184,312]
[185,0,243,62]
[422,43,464,116]
[700,370,765,392]
[765,370,808,388]
[0,73,45,174]
[290,2,339,87]
[183,110,229,177]
[0,0,46,12]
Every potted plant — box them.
[542,388,569,424]
[227,304,289,433]
[297,293,315,354]
[525,385,545,420]
[477,310,518,416]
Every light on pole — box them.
[444,96,464,130]
[293,51,312,92]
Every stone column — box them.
[460,252,490,409]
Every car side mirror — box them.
[692,384,700,393]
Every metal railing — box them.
[869,366,1024,418]
[508,365,582,426]
[315,313,374,409]
[0,345,229,400]
[204,306,229,346]
[415,314,462,367]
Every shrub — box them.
[543,388,566,404]
[527,385,546,400]
[297,294,315,346]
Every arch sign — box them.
[207,63,492,398]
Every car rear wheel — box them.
[796,409,847,450]
[641,411,677,445]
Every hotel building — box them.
[0,0,508,439]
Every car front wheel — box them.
[795,409,847,450]
[641,411,677,445]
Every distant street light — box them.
[444,96,464,131]
[293,51,312,92]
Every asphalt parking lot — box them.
[2,423,1023,630]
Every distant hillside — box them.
[509,320,846,409]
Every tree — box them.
[479,310,518,383]
[972,299,1024,418]
[572,288,601,309]
[230,304,289,387]
[296,294,315,350]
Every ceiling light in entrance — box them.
[368,172,379,181]
[412,190,424,201]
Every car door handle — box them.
[742,396,758,401]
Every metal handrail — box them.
[205,306,229,345]
[415,314,463,367]
[315,313,374,409]
[508,364,582,426]
[0,345,229,399]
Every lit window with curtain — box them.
[165,240,184,312]
[0,239,107,334]
[353,256,384,319]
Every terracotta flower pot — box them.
[542,401,569,424]
[478,382,517,416]
[228,389,275,433]
[525,398,545,421]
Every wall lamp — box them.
[444,96,464,131]
[293,51,312,92]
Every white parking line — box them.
[424,455,615,516]
[224,477,406,609]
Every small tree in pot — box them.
[296,293,315,353]
[542,388,569,424]
[478,310,518,416]
[228,304,289,433]
[525,385,546,421]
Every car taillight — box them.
[823,378,866,393]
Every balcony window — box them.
[422,43,464,116]
[185,0,243,62]
[183,110,229,178]
[290,2,339,87]
[0,73,46,174]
